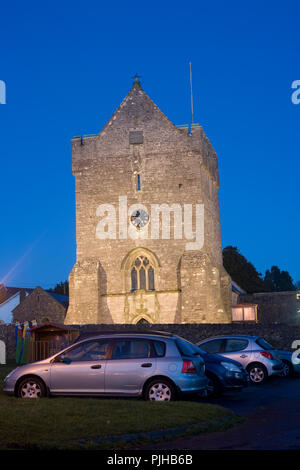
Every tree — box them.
[49,281,69,296]
[264,266,296,292]
[223,246,297,293]
[223,246,269,294]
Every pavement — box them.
[140,375,300,450]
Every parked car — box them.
[194,348,249,398]
[73,332,249,397]
[197,335,284,384]
[3,331,208,401]
[257,340,300,378]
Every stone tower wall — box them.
[65,83,231,325]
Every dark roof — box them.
[0,286,33,305]
[231,281,246,295]
[30,322,75,332]
[46,291,69,307]
[0,285,69,308]
[232,284,241,294]
[73,330,176,344]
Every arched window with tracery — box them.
[131,255,155,292]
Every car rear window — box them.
[175,338,201,357]
[152,340,166,357]
[200,339,223,354]
[255,337,275,350]
[224,338,249,352]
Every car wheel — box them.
[247,363,268,385]
[281,360,293,377]
[17,377,46,398]
[206,373,222,398]
[144,379,175,401]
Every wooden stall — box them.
[28,322,79,362]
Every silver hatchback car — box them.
[197,335,284,384]
[4,331,208,401]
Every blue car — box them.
[196,349,249,397]
[174,339,249,397]
[272,348,300,377]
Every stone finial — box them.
[132,73,142,88]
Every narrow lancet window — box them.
[148,266,155,291]
[131,267,138,291]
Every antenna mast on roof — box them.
[189,62,194,126]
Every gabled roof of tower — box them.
[71,76,220,187]
[96,75,182,138]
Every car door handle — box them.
[90,364,102,369]
[141,363,152,368]
[240,354,248,358]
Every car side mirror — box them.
[55,355,72,364]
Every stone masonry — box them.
[65,78,231,325]
[3,323,300,360]
[13,287,67,324]
[239,291,300,324]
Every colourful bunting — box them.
[15,321,32,365]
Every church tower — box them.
[65,77,231,325]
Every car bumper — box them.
[292,363,300,375]
[220,370,249,391]
[3,376,16,396]
[176,375,209,395]
[271,362,285,375]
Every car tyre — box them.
[144,378,176,402]
[206,373,222,398]
[17,376,46,399]
[281,360,293,377]
[247,363,268,385]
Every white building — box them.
[0,285,32,324]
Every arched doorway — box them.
[136,318,150,325]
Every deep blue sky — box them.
[0,0,299,289]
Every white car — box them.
[197,335,284,384]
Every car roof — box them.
[72,330,176,344]
[199,335,258,342]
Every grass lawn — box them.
[0,363,243,450]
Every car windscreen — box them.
[255,337,275,350]
[175,338,204,357]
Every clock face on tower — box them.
[130,209,149,230]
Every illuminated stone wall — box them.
[65,80,231,325]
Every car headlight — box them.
[4,368,18,381]
[221,362,242,373]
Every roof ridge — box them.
[95,82,181,140]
